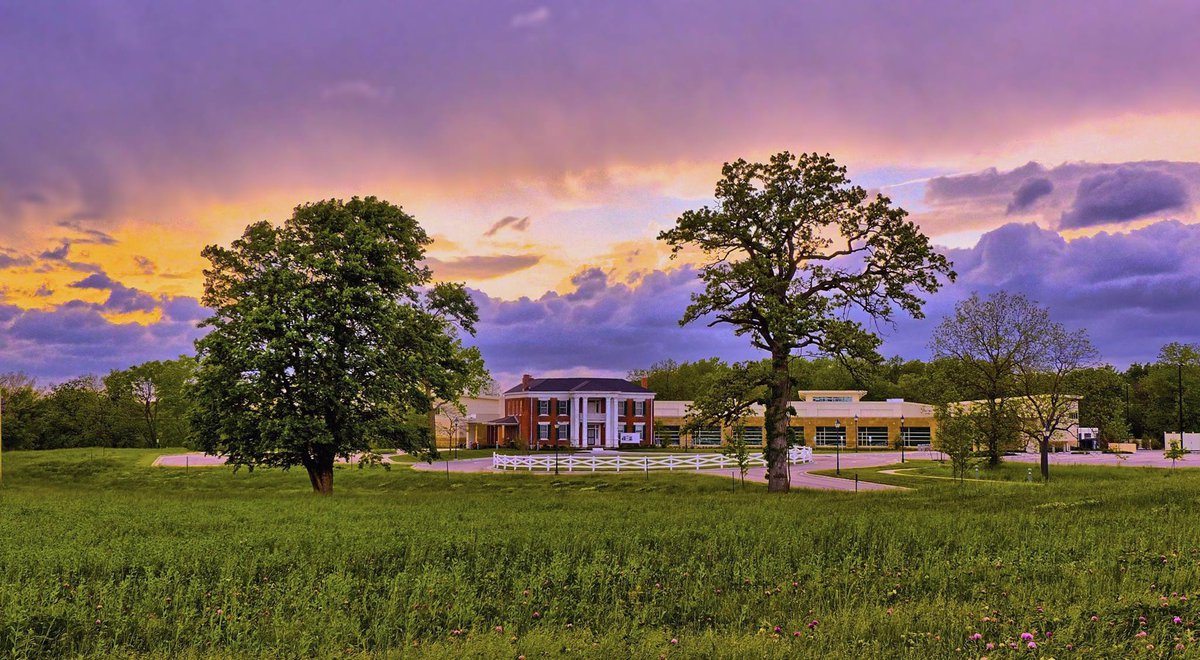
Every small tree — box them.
[722,421,753,486]
[660,152,954,493]
[934,404,982,482]
[930,292,1049,466]
[1164,438,1187,468]
[1016,322,1099,481]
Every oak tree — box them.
[660,152,954,493]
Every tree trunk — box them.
[1039,438,1049,482]
[765,350,792,494]
[304,447,336,495]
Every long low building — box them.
[483,375,936,450]
[654,390,936,450]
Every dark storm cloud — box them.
[878,220,1200,366]
[919,161,1200,235]
[0,294,208,382]
[1006,177,1054,214]
[1059,166,1189,229]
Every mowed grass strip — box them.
[2,449,1199,658]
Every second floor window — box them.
[633,400,646,417]
[556,399,569,416]
[537,399,549,416]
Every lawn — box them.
[2,449,1199,658]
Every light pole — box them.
[900,415,906,464]
[834,418,841,475]
[853,413,859,453]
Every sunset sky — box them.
[4,1,1200,385]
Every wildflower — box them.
[494,626,504,633]
[1066,644,1074,651]
[807,620,819,630]
[969,633,982,641]
[985,642,995,650]
[1027,641,1037,649]
[1044,631,1052,638]
[1135,631,1147,638]
[216,609,223,616]
[792,631,801,637]
[531,611,541,620]
[773,626,782,634]
[1147,644,1155,650]
[1174,616,1183,624]
[669,638,678,646]
[1090,615,1098,621]
[1020,632,1034,641]
[94,619,101,625]
[1177,643,1187,651]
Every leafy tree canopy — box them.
[191,197,486,494]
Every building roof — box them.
[484,415,520,425]
[504,377,652,395]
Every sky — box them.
[3,1,1200,386]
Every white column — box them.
[606,397,615,446]
[568,396,576,448]
[581,396,589,447]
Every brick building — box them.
[485,375,655,449]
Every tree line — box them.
[0,358,197,450]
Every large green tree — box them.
[659,152,954,493]
[192,197,485,494]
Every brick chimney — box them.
[640,376,649,389]
[521,374,533,391]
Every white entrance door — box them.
[587,424,601,447]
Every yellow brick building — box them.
[651,390,937,449]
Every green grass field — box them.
[2,449,1199,658]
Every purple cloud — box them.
[1006,177,1054,214]
[1060,166,1189,228]
[68,271,160,313]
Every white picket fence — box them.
[492,447,813,472]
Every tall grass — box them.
[1,449,1198,657]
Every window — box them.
[538,423,550,440]
[633,400,646,417]
[694,426,722,446]
[537,399,549,416]
[556,399,569,416]
[618,399,627,418]
[814,426,847,446]
[656,425,681,446]
[740,426,765,446]
[812,395,853,402]
[633,423,645,439]
[900,426,932,447]
[557,423,570,441]
[857,426,889,447]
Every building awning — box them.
[484,416,520,426]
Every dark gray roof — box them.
[484,415,520,425]
[504,377,652,395]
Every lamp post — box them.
[900,415,906,464]
[853,413,859,453]
[834,418,841,475]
